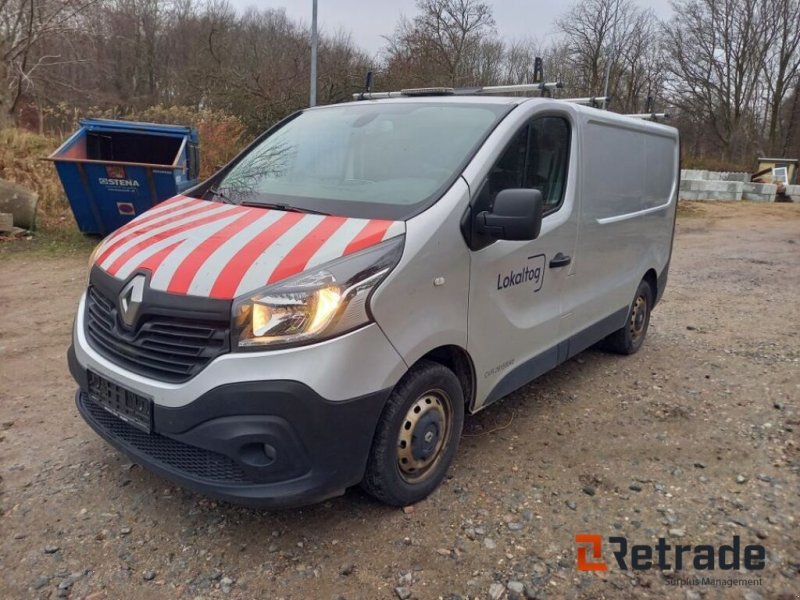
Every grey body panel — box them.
[457,100,678,410]
[72,96,679,415]
[370,178,473,366]
[565,111,679,341]
[371,98,677,412]
[460,101,581,409]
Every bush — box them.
[0,128,67,228]
[116,106,251,178]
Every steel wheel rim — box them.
[396,389,452,484]
[629,295,647,342]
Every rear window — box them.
[215,102,510,219]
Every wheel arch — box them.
[643,268,658,301]
[412,345,476,413]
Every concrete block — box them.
[0,179,38,230]
[679,179,697,191]
[742,183,777,202]
[711,181,744,194]
[716,172,751,183]
[679,179,743,200]
[680,180,739,193]
[679,191,703,201]
[783,184,800,198]
[742,182,776,193]
[680,169,708,180]
[704,191,739,201]
[680,180,709,192]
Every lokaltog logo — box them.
[576,534,766,572]
[496,254,545,293]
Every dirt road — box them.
[1,202,798,600]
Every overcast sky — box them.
[228,0,675,57]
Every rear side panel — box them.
[563,112,679,340]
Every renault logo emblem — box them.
[119,275,145,328]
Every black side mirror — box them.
[476,188,543,241]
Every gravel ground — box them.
[0,201,798,600]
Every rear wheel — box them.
[601,279,653,354]
[361,360,465,506]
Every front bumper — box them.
[70,347,390,507]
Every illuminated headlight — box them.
[232,236,403,350]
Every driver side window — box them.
[483,116,571,215]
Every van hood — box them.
[91,195,405,300]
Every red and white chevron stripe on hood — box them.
[92,196,405,300]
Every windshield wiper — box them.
[208,188,330,215]
[207,187,237,204]
[242,201,330,216]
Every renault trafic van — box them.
[68,89,679,507]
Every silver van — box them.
[68,89,679,507]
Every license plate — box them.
[87,371,152,433]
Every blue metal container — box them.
[48,119,200,235]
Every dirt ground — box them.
[0,202,798,600]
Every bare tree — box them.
[760,0,800,153]
[556,0,624,98]
[384,0,495,87]
[664,0,773,161]
[615,9,666,113]
[3,0,797,168]
[502,38,543,84]
[1,0,96,120]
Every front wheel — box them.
[361,360,465,506]
[601,279,654,355]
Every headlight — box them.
[232,236,404,350]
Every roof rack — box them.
[561,96,609,107]
[350,59,670,117]
[353,82,564,101]
[624,112,670,122]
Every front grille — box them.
[85,285,230,383]
[80,392,255,484]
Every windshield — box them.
[213,102,510,219]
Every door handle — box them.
[549,252,572,269]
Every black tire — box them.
[601,279,654,355]
[361,360,465,506]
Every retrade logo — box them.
[575,534,766,572]
[118,275,146,328]
[576,534,608,571]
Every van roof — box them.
[331,95,677,132]
[333,95,524,107]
